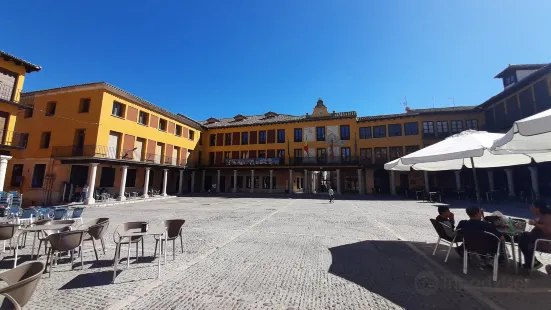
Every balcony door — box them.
[107,132,120,159]
[73,129,85,156]
[134,138,144,161]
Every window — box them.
[20,133,29,149]
[210,134,216,146]
[112,101,125,118]
[79,98,90,113]
[125,169,137,187]
[389,146,403,160]
[259,131,267,144]
[189,130,195,140]
[504,75,517,87]
[422,121,435,136]
[316,127,326,141]
[341,147,351,158]
[294,149,302,157]
[404,122,419,136]
[277,129,285,143]
[99,167,115,187]
[388,124,402,137]
[374,147,388,163]
[45,102,56,116]
[373,125,386,138]
[225,133,232,145]
[465,119,478,130]
[405,145,420,154]
[340,125,350,140]
[138,111,149,125]
[209,152,215,165]
[294,128,303,142]
[450,120,463,133]
[241,151,248,158]
[241,132,249,145]
[258,151,266,158]
[277,149,285,159]
[10,164,23,187]
[175,125,182,136]
[40,132,51,149]
[24,109,33,118]
[360,148,373,164]
[31,164,46,188]
[158,119,167,131]
[359,127,372,139]
[436,121,449,135]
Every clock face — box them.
[318,111,323,116]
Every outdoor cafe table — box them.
[112,227,167,283]
[496,226,525,273]
[13,223,73,268]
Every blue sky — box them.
[4,1,551,121]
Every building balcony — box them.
[290,156,360,166]
[51,145,187,168]
[0,85,33,108]
[0,130,28,150]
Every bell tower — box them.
[312,98,329,117]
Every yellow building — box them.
[0,51,41,192]
[194,99,484,195]
[6,82,202,205]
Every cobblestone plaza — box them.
[8,196,551,310]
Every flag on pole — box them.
[329,139,334,159]
[303,133,309,156]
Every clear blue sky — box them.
[4,1,551,121]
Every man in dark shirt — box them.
[457,206,505,265]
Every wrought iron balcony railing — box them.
[0,130,28,149]
[51,145,187,166]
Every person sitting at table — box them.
[436,206,463,256]
[436,206,455,229]
[457,206,505,264]
[518,200,551,270]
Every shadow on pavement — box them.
[328,240,551,309]
[60,270,121,290]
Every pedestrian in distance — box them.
[328,187,335,203]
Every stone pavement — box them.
[4,196,551,309]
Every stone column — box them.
[505,168,515,197]
[424,171,430,193]
[357,169,364,195]
[216,170,221,193]
[312,172,317,193]
[454,170,461,191]
[336,169,341,194]
[162,169,168,196]
[250,170,255,193]
[117,165,129,201]
[178,170,184,195]
[85,163,99,205]
[304,169,308,193]
[232,170,237,193]
[202,170,206,192]
[142,167,151,198]
[0,156,12,192]
[529,166,540,199]
[269,170,273,193]
[390,170,397,196]
[488,170,495,191]
[190,171,195,193]
[289,169,293,194]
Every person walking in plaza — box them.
[328,187,334,203]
